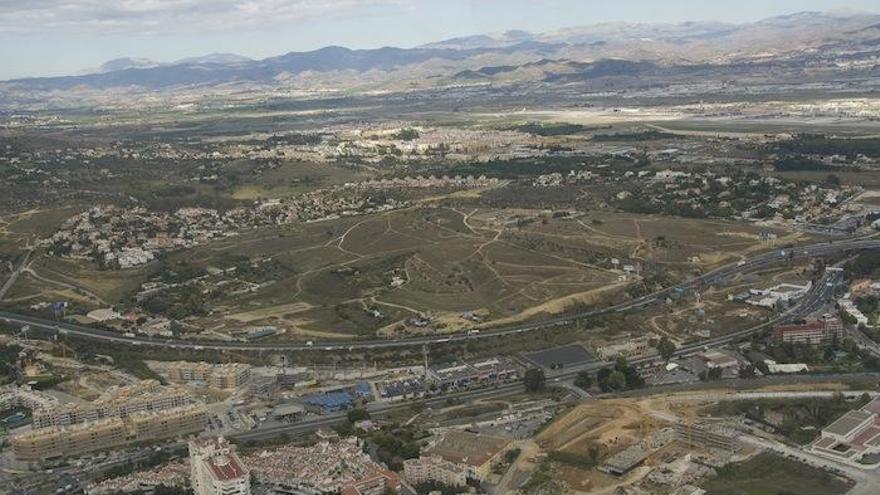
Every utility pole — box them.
[422,344,429,379]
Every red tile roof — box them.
[207,454,247,482]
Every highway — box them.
[0,238,877,352]
[1,239,870,493]
[227,260,852,443]
[2,260,859,491]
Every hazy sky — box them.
[0,0,877,80]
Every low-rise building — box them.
[32,379,193,429]
[812,398,880,462]
[11,403,207,460]
[246,436,399,495]
[697,350,741,373]
[403,455,468,487]
[0,384,59,411]
[426,430,513,481]
[599,444,650,475]
[426,358,520,391]
[167,362,252,390]
[773,317,844,345]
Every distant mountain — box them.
[4,42,564,91]
[421,30,538,50]
[172,53,253,66]
[96,57,160,73]
[4,10,880,94]
[80,53,251,76]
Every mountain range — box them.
[4,11,880,96]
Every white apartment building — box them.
[190,437,251,495]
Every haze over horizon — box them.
[1,0,878,80]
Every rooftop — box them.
[427,430,512,468]
[206,454,248,482]
[824,410,874,437]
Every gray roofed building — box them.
[598,444,649,475]
[823,410,874,440]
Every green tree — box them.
[524,368,546,393]
[347,408,370,423]
[607,370,627,391]
[656,336,676,361]
[574,371,592,391]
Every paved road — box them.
[224,258,855,443]
[659,390,878,403]
[848,326,880,357]
[0,249,30,301]
[1,238,877,352]
[0,237,870,483]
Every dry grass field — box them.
[3,203,804,340]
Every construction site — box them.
[507,386,861,495]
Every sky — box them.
[0,0,877,80]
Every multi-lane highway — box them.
[228,258,854,443]
[1,238,877,352]
[2,250,861,491]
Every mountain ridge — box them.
[4,10,879,93]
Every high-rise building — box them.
[189,437,251,495]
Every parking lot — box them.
[523,344,596,370]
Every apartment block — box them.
[190,437,251,495]
[167,362,252,390]
[32,379,193,429]
[403,455,467,487]
[12,398,206,460]
[773,317,844,345]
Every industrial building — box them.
[301,382,371,412]
[427,358,521,391]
